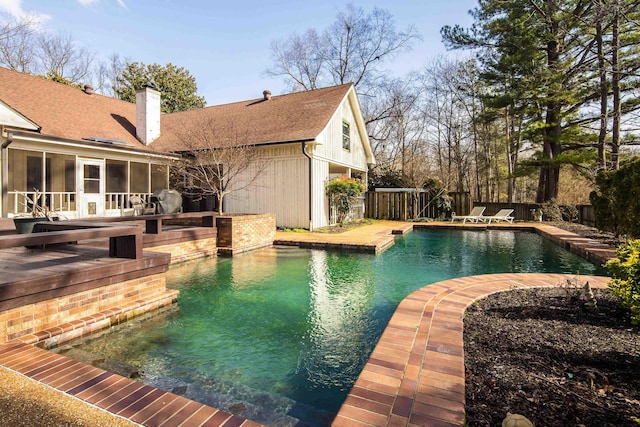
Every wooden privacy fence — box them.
[578,205,595,227]
[365,191,471,221]
[365,191,595,225]
[480,202,539,222]
[481,203,594,224]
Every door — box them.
[77,158,105,217]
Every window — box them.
[151,164,168,192]
[342,121,351,151]
[83,164,101,194]
[106,160,127,193]
[27,156,43,190]
[130,162,149,193]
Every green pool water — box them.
[62,229,605,426]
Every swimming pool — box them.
[59,229,605,426]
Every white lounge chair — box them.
[482,209,515,224]
[451,206,486,223]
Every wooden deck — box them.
[0,244,167,283]
[0,245,129,286]
[0,246,170,313]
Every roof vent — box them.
[83,84,94,95]
[263,90,272,101]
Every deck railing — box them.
[7,191,154,216]
[8,191,76,214]
[105,193,153,212]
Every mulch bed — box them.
[464,285,640,426]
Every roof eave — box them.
[6,130,180,159]
[344,86,375,166]
[0,99,41,132]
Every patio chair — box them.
[481,208,515,224]
[129,195,156,216]
[451,206,486,223]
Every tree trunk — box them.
[596,19,608,171]
[612,6,621,170]
[505,107,514,204]
[537,34,562,203]
[217,193,224,215]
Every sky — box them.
[0,0,477,105]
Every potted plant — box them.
[13,189,56,234]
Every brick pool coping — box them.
[332,273,611,426]
[0,222,617,426]
[274,221,616,265]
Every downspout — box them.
[301,141,312,230]
[1,131,13,149]
[1,131,14,217]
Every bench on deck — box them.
[0,222,143,259]
[77,212,216,235]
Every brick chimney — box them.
[135,83,161,145]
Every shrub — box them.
[605,239,640,324]
[541,198,563,222]
[326,177,366,225]
[590,158,640,237]
[539,198,578,222]
[367,165,406,190]
[422,178,452,216]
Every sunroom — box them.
[2,132,174,219]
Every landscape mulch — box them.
[464,286,640,426]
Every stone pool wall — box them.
[0,273,178,345]
[216,213,276,256]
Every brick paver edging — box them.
[332,273,611,427]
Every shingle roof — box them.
[0,66,355,153]
[152,83,353,151]
[0,66,145,149]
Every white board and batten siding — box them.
[224,144,311,229]
[225,89,371,231]
[310,91,370,229]
[311,158,330,230]
[313,95,369,173]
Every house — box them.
[0,67,375,229]
[153,84,375,230]
[0,67,174,218]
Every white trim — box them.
[8,132,176,161]
[0,101,40,131]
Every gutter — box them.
[8,130,179,160]
[301,141,312,230]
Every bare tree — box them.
[0,12,38,72]
[167,119,271,214]
[268,29,325,91]
[421,58,477,193]
[378,78,429,186]
[36,31,94,84]
[266,4,420,96]
[94,53,127,97]
[0,14,96,85]
[325,5,419,91]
